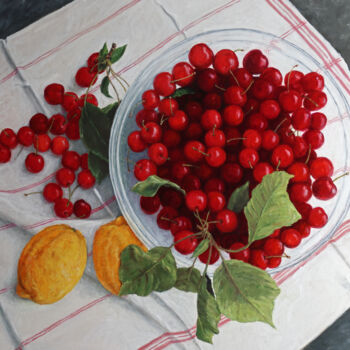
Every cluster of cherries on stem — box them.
[127,43,340,270]
[0,51,103,219]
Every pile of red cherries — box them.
[127,43,337,269]
[0,51,102,219]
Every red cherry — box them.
[312,177,337,200]
[128,130,147,152]
[291,108,311,130]
[304,91,327,111]
[271,144,294,168]
[157,206,178,230]
[162,129,181,148]
[251,79,275,100]
[253,162,274,182]
[65,120,80,140]
[169,110,189,131]
[249,249,268,269]
[17,126,34,147]
[267,257,282,268]
[280,228,301,248]
[261,67,282,86]
[188,43,213,69]
[239,148,259,168]
[207,191,226,212]
[263,238,284,256]
[301,72,324,91]
[262,130,279,150]
[225,126,241,150]
[204,178,225,193]
[182,174,201,192]
[136,109,159,126]
[140,122,162,144]
[197,68,218,92]
[294,202,312,221]
[75,67,97,87]
[242,129,262,149]
[310,112,327,130]
[172,62,195,87]
[243,49,268,74]
[81,153,89,170]
[293,220,311,238]
[153,72,175,97]
[62,92,79,112]
[201,109,222,130]
[259,99,280,119]
[78,93,98,107]
[224,86,247,106]
[223,105,244,126]
[33,134,51,152]
[292,136,308,158]
[174,230,198,255]
[142,89,160,110]
[29,113,49,134]
[67,108,81,122]
[204,129,226,147]
[140,195,161,215]
[54,198,73,218]
[184,123,203,140]
[216,209,237,233]
[185,190,207,212]
[0,128,17,149]
[214,49,238,75]
[43,183,63,202]
[44,83,64,105]
[48,114,67,135]
[73,199,92,219]
[246,113,268,131]
[170,216,193,236]
[206,147,226,167]
[289,182,312,203]
[284,70,304,90]
[220,162,243,184]
[184,140,206,162]
[279,90,302,112]
[309,157,334,179]
[185,101,203,121]
[56,168,75,187]
[134,159,157,181]
[148,143,168,165]
[62,150,81,170]
[78,169,96,189]
[287,162,309,183]
[308,207,328,228]
[229,68,253,88]
[303,130,324,149]
[51,136,69,155]
[199,246,220,265]
[87,52,99,73]
[25,153,44,173]
[0,145,11,163]
[159,188,183,209]
[229,242,250,262]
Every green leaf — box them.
[213,259,280,327]
[196,279,220,343]
[88,152,109,184]
[174,267,201,293]
[80,102,113,162]
[132,175,186,197]
[101,76,112,98]
[227,181,250,213]
[101,102,119,117]
[170,87,196,98]
[110,44,127,64]
[119,245,177,296]
[98,43,108,72]
[244,171,301,243]
[192,239,210,258]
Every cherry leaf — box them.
[244,171,301,243]
[192,239,210,258]
[170,87,196,98]
[98,43,108,72]
[110,44,127,64]
[213,259,280,327]
[196,278,220,343]
[174,267,201,293]
[132,175,186,197]
[88,152,109,184]
[119,245,177,296]
[227,181,250,213]
[101,76,112,98]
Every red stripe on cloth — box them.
[0,287,9,295]
[15,294,111,349]
[0,223,16,231]
[268,0,350,95]
[91,195,116,214]
[0,0,141,85]
[278,0,350,84]
[0,172,55,194]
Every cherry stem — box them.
[234,48,244,53]
[24,191,41,197]
[160,114,168,125]
[274,118,287,133]
[182,163,199,168]
[170,72,196,83]
[170,231,202,248]
[305,144,312,164]
[215,84,226,92]
[287,64,298,91]
[248,161,253,169]
[212,125,216,137]
[276,159,281,171]
[303,95,319,107]
[160,216,178,224]
[192,147,209,157]
[84,71,99,106]
[227,137,246,143]
[15,146,24,160]
[333,172,349,182]
[241,80,254,95]
[229,70,240,87]
[266,253,290,259]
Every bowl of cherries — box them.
[109,29,350,274]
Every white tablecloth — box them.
[1,0,350,349]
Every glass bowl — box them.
[109,29,350,275]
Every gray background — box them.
[0,0,349,349]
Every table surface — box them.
[0,1,349,349]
